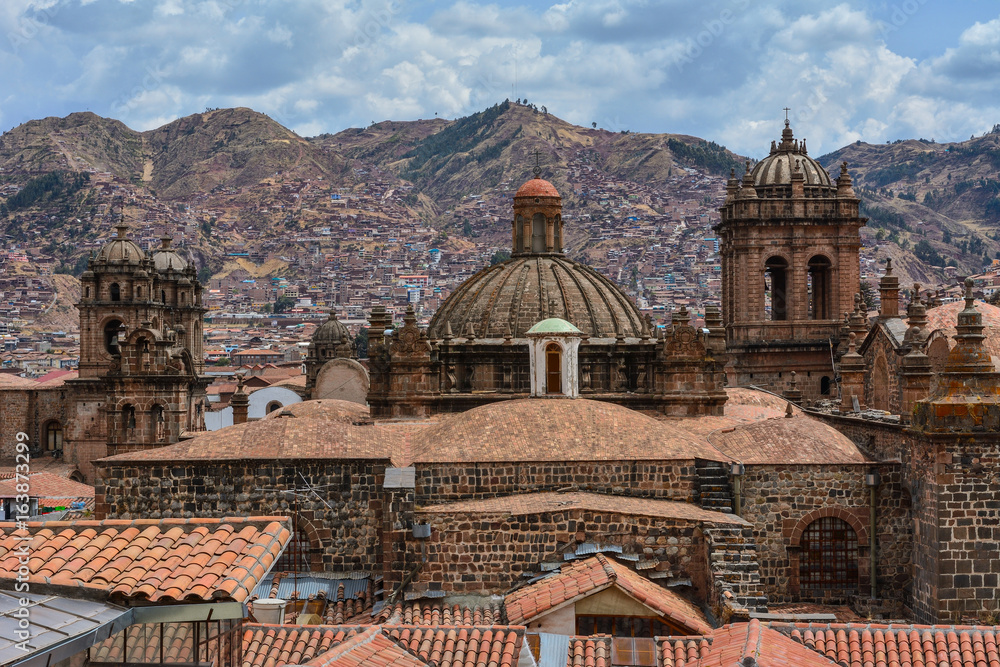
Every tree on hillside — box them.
[274,295,296,313]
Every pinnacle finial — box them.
[964,277,975,306]
[885,257,893,274]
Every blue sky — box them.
[1,0,999,157]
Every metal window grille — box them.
[799,516,859,592]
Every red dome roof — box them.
[515,178,560,198]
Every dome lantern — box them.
[512,159,563,256]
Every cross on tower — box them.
[783,107,791,121]
[532,149,542,178]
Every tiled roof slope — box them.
[0,472,94,499]
[97,416,400,464]
[261,399,370,423]
[373,599,505,626]
[242,624,524,667]
[303,627,427,667]
[926,299,1000,361]
[709,414,869,465]
[0,516,290,602]
[506,554,711,635]
[771,622,1000,667]
[419,491,746,525]
[410,398,728,463]
[695,620,837,667]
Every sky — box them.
[1,0,999,158]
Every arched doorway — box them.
[545,343,562,394]
[799,516,859,594]
[531,213,546,253]
[764,257,788,321]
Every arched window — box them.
[150,404,165,442]
[45,422,63,451]
[515,214,524,251]
[545,343,562,394]
[85,286,91,299]
[136,286,142,298]
[104,320,124,355]
[161,289,167,304]
[764,257,788,321]
[122,404,136,431]
[109,283,121,302]
[531,213,546,253]
[820,376,831,396]
[808,255,832,320]
[799,516,859,594]
[266,401,282,413]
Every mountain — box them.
[0,108,351,199]
[819,132,1000,284]
[316,100,744,212]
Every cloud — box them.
[0,0,998,156]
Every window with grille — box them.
[575,615,676,638]
[799,516,859,593]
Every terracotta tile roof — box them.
[766,604,864,623]
[303,627,428,667]
[242,624,524,667]
[708,414,870,465]
[771,621,1000,667]
[419,491,746,526]
[567,636,611,667]
[0,516,290,602]
[659,637,712,667]
[516,178,561,198]
[96,415,400,464]
[374,599,505,626]
[724,388,803,419]
[506,554,712,635]
[410,399,728,463]
[261,399,370,423]
[243,624,363,667]
[695,620,837,667]
[0,472,94,499]
[926,299,1000,362]
[417,491,749,525]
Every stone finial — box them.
[673,305,690,327]
[782,370,803,403]
[464,320,477,341]
[739,160,758,199]
[640,314,652,340]
[503,321,513,344]
[442,320,453,341]
[801,138,807,155]
[848,331,857,354]
[836,161,855,197]
[770,140,777,154]
[785,401,794,418]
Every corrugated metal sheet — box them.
[615,553,640,562]
[540,562,561,572]
[537,633,571,667]
[252,574,369,601]
[403,589,446,601]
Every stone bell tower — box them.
[716,118,865,400]
[71,211,210,464]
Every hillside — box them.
[319,101,744,214]
[819,131,1000,283]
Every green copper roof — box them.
[526,318,582,334]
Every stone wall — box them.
[909,435,1000,623]
[415,460,699,505]
[95,459,389,572]
[738,463,911,606]
[410,508,708,597]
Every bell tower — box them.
[716,118,865,400]
[511,163,563,256]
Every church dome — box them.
[96,224,145,266]
[750,120,834,195]
[313,311,351,344]
[427,255,645,339]
[153,236,188,272]
[515,178,560,199]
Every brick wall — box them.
[415,460,698,505]
[95,459,389,573]
[410,508,707,597]
[738,463,911,606]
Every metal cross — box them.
[783,107,790,121]
[532,149,542,178]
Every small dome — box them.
[527,318,582,335]
[96,224,145,266]
[749,121,834,195]
[709,414,867,464]
[313,311,350,344]
[515,178,560,199]
[410,398,728,463]
[428,255,644,339]
[153,236,188,272]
